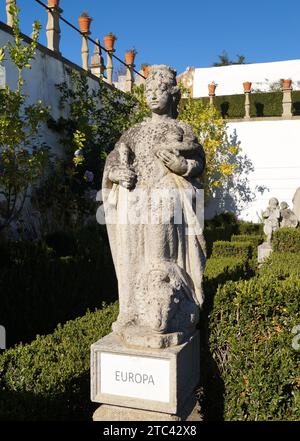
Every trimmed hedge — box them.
[231,234,263,247]
[236,221,263,235]
[195,90,300,118]
[259,252,300,279]
[208,274,300,420]
[212,241,253,260]
[0,225,117,348]
[250,92,283,117]
[272,228,300,253]
[0,303,119,421]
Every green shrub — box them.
[0,225,117,348]
[0,303,119,421]
[212,241,253,260]
[250,92,283,117]
[259,252,300,280]
[208,275,300,420]
[231,234,263,246]
[236,221,263,235]
[204,213,239,256]
[272,228,300,253]
[292,90,300,116]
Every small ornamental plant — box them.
[78,12,92,34]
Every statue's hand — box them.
[156,150,188,175]
[108,166,136,189]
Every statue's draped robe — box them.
[102,117,206,327]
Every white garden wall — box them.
[193,59,300,97]
[207,118,300,222]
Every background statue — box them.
[293,187,300,222]
[279,201,298,228]
[262,197,280,244]
[102,65,206,348]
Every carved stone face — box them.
[145,79,172,115]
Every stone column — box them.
[282,86,293,118]
[90,39,105,78]
[125,63,134,92]
[244,91,251,119]
[209,93,215,107]
[81,33,90,71]
[46,4,62,53]
[106,50,114,85]
[6,0,16,27]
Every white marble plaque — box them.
[100,352,170,403]
[0,66,5,89]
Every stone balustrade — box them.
[4,0,145,92]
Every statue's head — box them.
[145,65,181,118]
[280,201,289,210]
[269,197,279,208]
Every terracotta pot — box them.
[125,51,136,65]
[282,79,292,89]
[142,64,150,78]
[48,0,60,7]
[208,83,217,95]
[103,34,116,51]
[243,81,252,92]
[78,16,92,34]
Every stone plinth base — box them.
[93,398,202,421]
[91,331,200,417]
[258,242,272,263]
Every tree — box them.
[0,5,49,234]
[212,50,246,67]
[178,93,254,213]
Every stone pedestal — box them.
[258,242,272,263]
[91,331,200,421]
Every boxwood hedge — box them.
[272,228,300,253]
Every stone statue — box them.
[262,197,280,244]
[279,201,298,228]
[293,187,300,221]
[102,65,206,349]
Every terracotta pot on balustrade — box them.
[282,79,292,90]
[103,33,116,51]
[243,81,252,92]
[208,82,217,95]
[125,50,137,65]
[78,14,92,34]
[142,64,150,78]
[48,0,60,7]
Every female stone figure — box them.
[102,65,206,348]
[262,197,280,244]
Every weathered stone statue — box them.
[102,65,206,349]
[293,187,300,221]
[262,197,280,244]
[279,201,298,228]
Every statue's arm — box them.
[180,124,206,178]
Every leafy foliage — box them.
[0,225,117,348]
[272,228,300,253]
[212,240,253,260]
[0,5,49,233]
[212,51,246,67]
[209,273,300,420]
[0,303,119,421]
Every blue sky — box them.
[2,0,300,74]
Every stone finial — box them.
[46,1,62,53]
[6,0,16,27]
[90,39,105,78]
